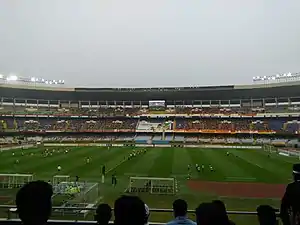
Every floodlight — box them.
[0,74,3,79]
[30,77,36,82]
[45,81,49,84]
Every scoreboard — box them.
[149,100,165,108]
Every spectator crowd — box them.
[14,164,300,225]
[3,105,300,117]
[0,117,299,134]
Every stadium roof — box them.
[0,81,299,101]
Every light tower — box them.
[253,72,300,84]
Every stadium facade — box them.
[0,81,300,103]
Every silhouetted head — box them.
[16,181,53,225]
[212,200,229,220]
[95,203,112,225]
[257,205,277,225]
[114,195,146,225]
[196,202,230,225]
[173,199,188,217]
[293,164,300,181]
[196,203,215,225]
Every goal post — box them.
[0,174,34,188]
[52,175,70,185]
[129,177,175,195]
[263,144,277,153]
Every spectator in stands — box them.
[95,203,112,225]
[196,202,230,225]
[16,181,53,225]
[196,202,215,225]
[166,199,196,225]
[281,164,300,225]
[257,205,277,225]
[114,195,146,225]
[212,200,235,225]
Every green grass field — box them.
[0,146,297,223]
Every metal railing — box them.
[0,204,278,214]
[0,204,280,222]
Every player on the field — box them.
[188,164,191,170]
[15,159,19,164]
[209,165,214,172]
[86,157,90,164]
[21,152,24,156]
[196,164,198,169]
[111,172,117,187]
[227,152,229,156]
[201,164,205,171]
[12,153,15,156]
[57,165,62,172]
[197,166,201,172]
[187,172,191,180]
[101,165,106,183]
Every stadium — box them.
[0,80,299,224]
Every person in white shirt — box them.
[57,165,61,172]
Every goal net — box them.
[0,174,34,188]
[52,181,99,219]
[263,144,277,153]
[53,181,99,204]
[129,177,175,195]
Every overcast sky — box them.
[0,0,299,88]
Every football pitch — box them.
[0,146,297,223]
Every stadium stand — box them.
[0,82,299,145]
[0,82,300,225]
